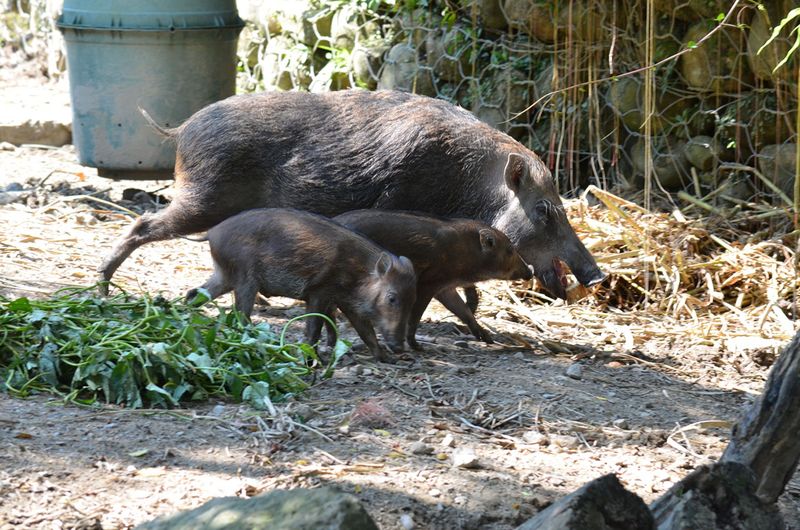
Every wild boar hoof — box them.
[478,329,494,344]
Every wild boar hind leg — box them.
[97,199,218,293]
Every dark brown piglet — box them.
[331,210,532,349]
[185,208,417,363]
[100,90,604,301]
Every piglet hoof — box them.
[372,349,396,364]
[97,279,110,296]
[185,289,200,305]
[477,329,494,345]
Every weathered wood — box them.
[650,461,784,530]
[515,473,654,530]
[721,329,800,503]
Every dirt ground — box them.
[2,83,800,528]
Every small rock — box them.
[4,182,23,191]
[453,340,469,348]
[522,431,548,445]
[409,441,433,455]
[453,495,467,505]
[206,405,226,418]
[440,433,455,448]
[429,488,441,498]
[612,418,630,430]
[550,434,578,449]
[0,141,16,151]
[565,363,583,380]
[400,513,414,530]
[513,351,525,360]
[452,447,481,469]
[291,404,318,421]
[0,191,27,205]
[606,361,624,368]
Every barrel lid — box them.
[56,0,244,31]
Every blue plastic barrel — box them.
[57,0,244,179]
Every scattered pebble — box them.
[453,495,467,505]
[565,363,583,380]
[440,433,455,447]
[612,418,629,430]
[291,404,318,421]
[0,141,16,151]
[0,191,27,206]
[513,351,525,360]
[606,361,624,368]
[522,431,548,445]
[429,488,441,498]
[453,340,469,348]
[409,441,433,455]
[452,447,481,469]
[4,182,23,191]
[550,434,578,449]
[400,513,414,530]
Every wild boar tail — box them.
[139,107,177,138]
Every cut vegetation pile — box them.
[0,287,342,409]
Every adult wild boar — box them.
[99,90,605,298]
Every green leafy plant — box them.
[757,7,800,73]
[0,286,347,409]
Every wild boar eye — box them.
[535,201,550,218]
[387,293,398,305]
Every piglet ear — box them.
[479,229,496,251]
[503,153,527,193]
[375,252,393,276]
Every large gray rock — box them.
[136,486,379,530]
[757,143,797,198]
[377,43,435,96]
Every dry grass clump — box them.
[491,186,798,342]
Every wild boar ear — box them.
[397,255,415,275]
[503,153,527,193]
[375,252,393,276]
[479,229,496,251]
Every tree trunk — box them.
[516,473,654,530]
[650,461,784,530]
[721,329,800,504]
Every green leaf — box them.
[186,352,215,381]
[686,40,697,49]
[145,382,178,406]
[28,309,47,323]
[38,343,59,386]
[8,298,32,312]
[758,7,800,56]
[243,381,272,410]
